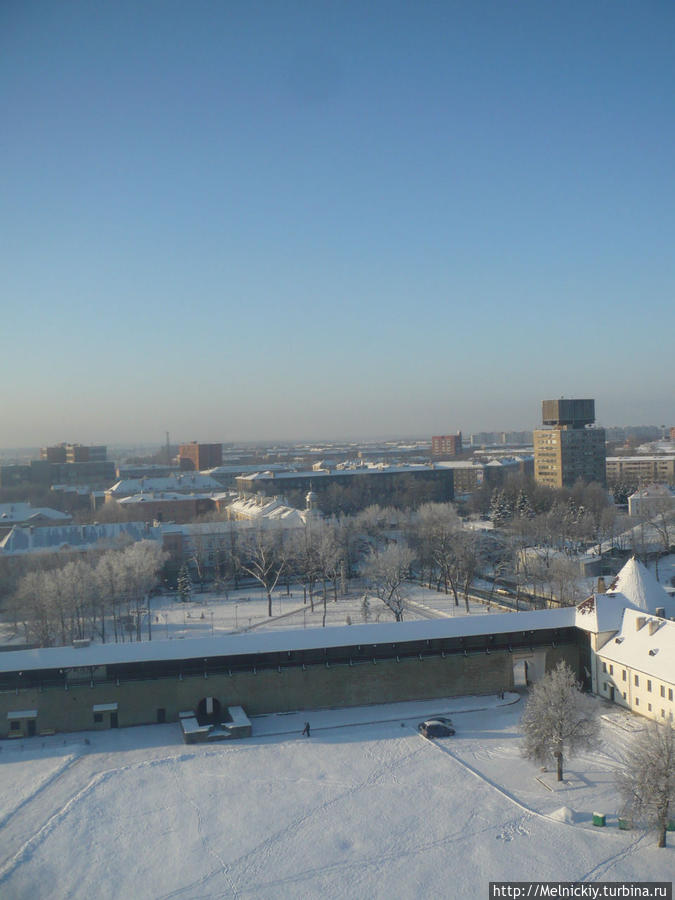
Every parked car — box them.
[418,718,455,738]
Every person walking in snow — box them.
[302,721,310,737]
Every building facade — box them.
[534,399,606,488]
[606,456,675,486]
[431,433,462,458]
[179,442,223,471]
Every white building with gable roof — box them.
[575,557,675,723]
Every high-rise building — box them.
[41,443,107,463]
[431,432,462,458]
[534,399,606,488]
[178,442,223,471]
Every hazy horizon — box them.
[3,2,674,446]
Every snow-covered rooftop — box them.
[0,503,70,525]
[595,608,675,684]
[0,608,576,674]
[107,473,222,496]
[0,522,162,555]
[607,556,675,617]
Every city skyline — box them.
[2,2,674,445]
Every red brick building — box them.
[178,442,223,471]
[431,433,462,458]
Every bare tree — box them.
[521,661,598,781]
[616,723,675,848]
[361,542,414,622]
[237,525,287,617]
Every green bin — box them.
[618,818,631,831]
[592,812,606,827]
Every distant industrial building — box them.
[179,442,223,471]
[534,399,606,488]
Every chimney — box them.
[648,619,660,636]
[635,616,646,631]
[655,607,665,618]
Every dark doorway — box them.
[110,712,119,728]
[157,708,166,724]
[197,696,221,725]
[27,720,36,737]
[609,686,615,702]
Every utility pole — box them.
[165,431,171,466]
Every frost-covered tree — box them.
[616,723,675,848]
[177,564,192,603]
[361,543,414,622]
[521,661,598,781]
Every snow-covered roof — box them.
[596,608,675,685]
[0,503,70,525]
[118,491,215,504]
[0,522,162,555]
[107,473,222,496]
[607,556,675,617]
[0,607,576,674]
[575,593,642,635]
[628,484,675,500]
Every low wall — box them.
[0,644,580,738]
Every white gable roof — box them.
[597,608,675,684]
[607,556,675,617]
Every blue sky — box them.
[2,1,674,445]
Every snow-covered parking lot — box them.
[0,695,672,899]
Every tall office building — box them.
[534,399,606,488]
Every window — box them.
[635,698,640,706]
[661,686,666,698]
[609,665,613,676]
[647,680,652,692]
[93,713,103,724]
[10,721,20,730]
[622,670,627,681]
[622,692,626,700]
[648,703,652,712]
[634,675,639,687]
[669,689,673,702]
[662,710,666,718]
[602,662,607,673]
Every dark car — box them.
[418,718,455,738]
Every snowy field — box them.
[1,695,672,899]
[142,580,500,642]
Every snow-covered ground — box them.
[0,695,672,899]
[143,580,498,641]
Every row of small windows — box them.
[601,661,673,701]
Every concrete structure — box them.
[117,491,216,523]
[41,443,107,463]
[0,610,579,738]
[534,398,606,488]
[628,484,675,518]
[179,442,223,472]
[431,433,462,458]
[235,464,455,505]
[606,456,675,486]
